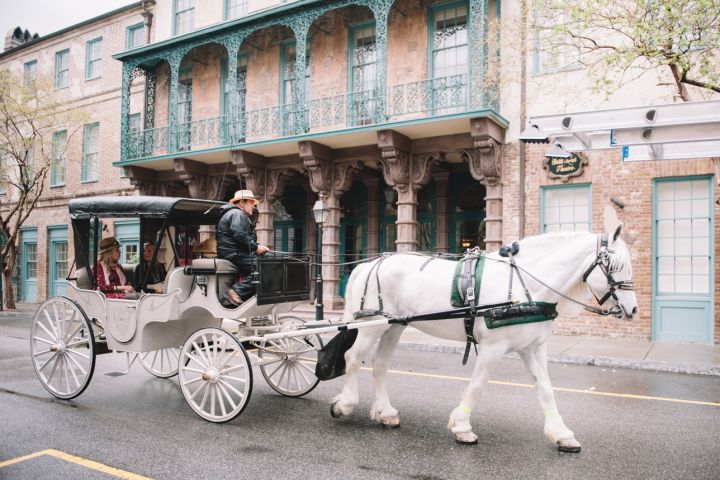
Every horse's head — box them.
[582,224,638,320]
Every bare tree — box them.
[0,69,82,309]
[534,0,720,101]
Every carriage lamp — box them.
[312,195,330,321]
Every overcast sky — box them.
[1,0,136,41]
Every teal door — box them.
[48,225,68,297]
[450,174,486,253]
[339,182,368,296]
[379,186,397,253]
[273,186,306,254]
[115,220,140,264]
[21,228,38,301]
[653,177,715,343]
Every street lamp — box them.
[312,194,330,320]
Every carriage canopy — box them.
[68,196,227,225]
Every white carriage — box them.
[30,196,323,422]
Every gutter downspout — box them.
[518,0,528,239]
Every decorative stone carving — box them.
[461,139,502,186]
[299,141,333,194]
[124,166,179,196]
[333,160,363,193]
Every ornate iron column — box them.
[290,21,311,135]
[469,0,489,110]
[369,1,392,123]
[167,51,183,153]
[120,62,133,162]
[221,35,244,144]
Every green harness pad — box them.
[483,302,558,329]
[451,256,485,307]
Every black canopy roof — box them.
[68,196,228,225]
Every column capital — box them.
[299,141,334,195]
[460,139,502,186]
[174,158,229,199]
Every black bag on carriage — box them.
[315,329,358,381]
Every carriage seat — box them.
[183,258,239,275]
[76,267,93,290]
[75,264,135,290]
[163,266,194,302]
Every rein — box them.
[486,233,634,318]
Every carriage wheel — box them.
[258,315,323,398]
[179,328,252,423]
[30,297,96,400]
[140,348,180,378]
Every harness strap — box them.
[462,314,477,365]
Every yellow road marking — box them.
[0,449,152,479]
[359,366,720,407]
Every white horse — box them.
[330,222,637,452]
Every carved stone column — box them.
[232,150,290,249]
[461,118,505,251]
[377,130,441,252]
[364,176,381,256]
[434,170,450,253]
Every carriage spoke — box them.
[65,352,88,377]
[33,348,52,356]
[182,376,204,387]
[191,341,210,368]
[32,335,54,346]
[210,385,216,417]
[296,361,317,376]
[65,354,81,390]
[220,375,247,384]
[189,380,208,400]
[216,385,228,417]
[37,320,58,343]
[218,378,245,399]
[62,311,78,341]
[199,382,211,410]
[265,360,285,379]
[183,366,205,375]
[38,352,58,373]
[217,382,238,411]
[222,364,246,374]
[66,348,90,360]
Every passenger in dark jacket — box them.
[216,189,269,305]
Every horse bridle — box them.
[580,233,635,317]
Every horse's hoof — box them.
[380,416,400,428]
[330,401,344,418]
[453,431,478,445]
[557,438,582,453]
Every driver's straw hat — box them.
[99,237,119,254]
[229,189,259,205]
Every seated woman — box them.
[134,242,167,293]
[96,237,140,299]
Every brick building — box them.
[2,0,718,343]
[0,3,147,302]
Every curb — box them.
[397,341,720,377]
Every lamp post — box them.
[312,195,330,320]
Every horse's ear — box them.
[612,223,623,243]
[603,205,620,234]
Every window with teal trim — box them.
[127,23,145,49]
[82,123,99,182]
[655,178,712,295]
[55,49,70,89]
[51,130,67,187]
[380,186,398,252]
[226,0,248,20]
[349,23,376,126]
[86,38,102,79]
[175,0,195,35]
[273,186,306,254]
[25,243,38,279]
[178,68,192,151]
[280,41,310,135]
[541,184,591,233]
[23,60,37,87]
[430,2,468,113]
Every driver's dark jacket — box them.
[216,203,258,270]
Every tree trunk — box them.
[3,243,17,310]
[668,63,690,101]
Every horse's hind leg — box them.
[370,324,406,427]
[519,343,581,452]
[331,325,388,419]
[448,342,506,445]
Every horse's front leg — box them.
[448,342,506,445]
[519,342,581,452]
[331,325,387,419]
[370,324,405,427]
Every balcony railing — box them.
[123,75,471,161]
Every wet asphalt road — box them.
[1,321,719,480]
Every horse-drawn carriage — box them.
[30,196,638,451]
[30,196,324,422]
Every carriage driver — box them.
[216,189,269,306]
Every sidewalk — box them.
[5,302,720,376]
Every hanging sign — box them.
[545,154,588,181]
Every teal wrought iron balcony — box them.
[122,74,472,161]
